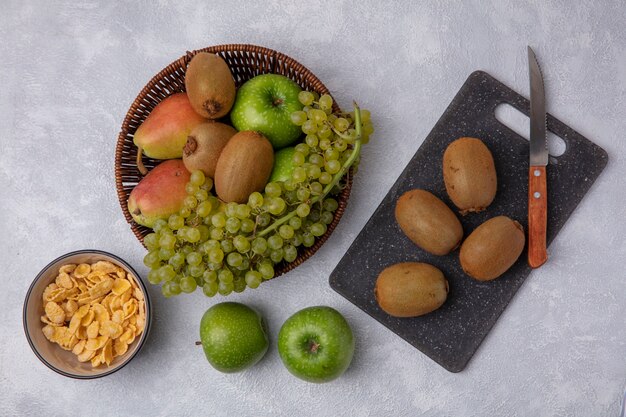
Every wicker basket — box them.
[115,44,353,279]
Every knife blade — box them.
[527,46,548,268]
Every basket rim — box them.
[114,43,353,279]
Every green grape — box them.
[321,211,334,225]
[291,233,303,247]
[210,227,224,240]
[310,109,327,124]
[319,138,332,150]
[334,139,348,152]
[284,190,298,204]
[186,251,202,266]
[270,249,284,263]
[203,270,217,283]
[190,170,206,186]
[225,202,238,218]
[198,225,210,241]
[318,94,333,110]
[159,247,175,261]
[325,148,339,161]
[310,182,323,195]
[183,195,198,209]
[218,281,233,296]
[248,192,264,208]
[207,262,222,271]
[168,214,185,230]
[211,212,227,228]
[169,281,182,295]
[288,216,302,230]
[240,218,255,233]
[298,91,314,106]
[208,248,224,264]
[292,167,307,183]
[147,270,162,285]
[325,160,341,174]
[302,231,315,247]
[144,233,158,251]
[187,227,201,243]
[180,245,193,256]
[159,233,176,249]
[323,198,339,212]
[317,124,332,139]
[333,117,350,132]
[279,224,295,240]
[265,182,282,197]
[180,207,192,218]
[186,182,199,195]
[292,151,305,166]
[360,109,371,123]
[221,239,234,253]
[153,219,168,232]
[194,275,204,287]
[310,223,326,237]
[268,235,284,250]
[225,217,241,234]
[258,261,274,280]
[233,277,247,293]
[245,271,262,289]
[236,258,250,271]
[143,251,161,268]
[257,213,271,227]
[290,110,307,126]
[252,237,268,255]
[283,179,297,191]
[168,252,185,269]
[203,282,218,297]
[180,277,198,294]
[158,265,176,282]
[189,264,205,278]
[296,188,311,201]
[294,143,310,156]
[308,210,321,223]
[161,283,173,298]
[284,245,298,262]
[195,189,208,202]
[235,204,251,219]
[319,172,333,185]
[296,203,310,217]
[302,120,317,135]
[218,269,234,283]
[306,164,321,179]
[268,198,286,215]
[309,153,324,167]
[227,252,243,267]
[200,177,213,191]
[233,235,251,253]
[305,134,319,147]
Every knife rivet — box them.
[534,192,541,199]
[534,170,541,177]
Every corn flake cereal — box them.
[40,260,146,368]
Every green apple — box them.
[230,74,302,149]
[269,147,295,182]
[278,306,354,383]
[199,302,269,373]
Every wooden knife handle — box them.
[528,166,548,268]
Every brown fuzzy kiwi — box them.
[214,131,274,203]
[375,262,449,318]
[185,53,236,119]
[183,122,237,178]
[459,216,525,281]
[395,189,463,255]
[443,137,497,215]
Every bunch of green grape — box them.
[142,91,373,298]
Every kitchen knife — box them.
[527,46,548,268]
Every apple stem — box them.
[136,146,148,176]
[309,340,320,353]
[255,103,363,238]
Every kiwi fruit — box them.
[460,216,525,281]
[375,262,449,318]
[443,137,497,214]
[395,189,463,255]
[185,53,236,119]
[214,131,274,203]
[183,122,236,178]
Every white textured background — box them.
[1,1,625,416]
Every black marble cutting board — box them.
[329,71,608,373]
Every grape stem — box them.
[255,102,363,238]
